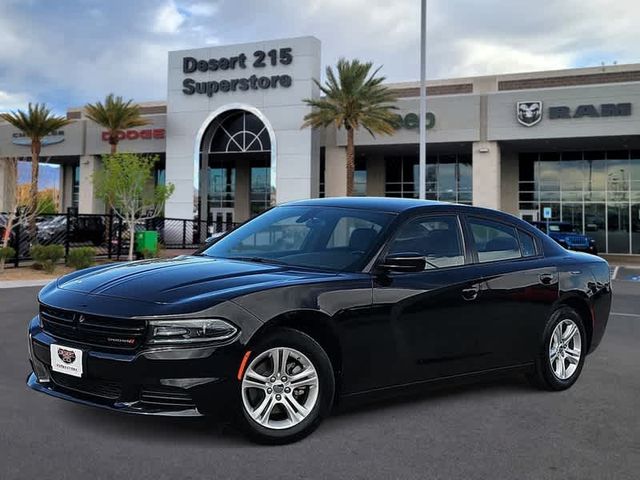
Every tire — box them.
[237,327,335,444]
[528,306,586,391]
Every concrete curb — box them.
[0,280,52,289]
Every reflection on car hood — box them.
[56,255,334,305]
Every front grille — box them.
[51,372,123,400]
[567,238,588,247]
[40,305,147,350]
[140,385,196,409]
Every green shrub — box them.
[0,246,16,261]
[31,244,64,273]
[67,247,96,270]
[141,248,158,259]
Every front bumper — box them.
[27,316,242,418]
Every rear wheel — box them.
[528,306,586,390]
[237,328,334,444]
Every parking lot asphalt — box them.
[1,283,639,480]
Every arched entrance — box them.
[197,108,275,225]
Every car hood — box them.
[56,255,335,306]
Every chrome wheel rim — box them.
[549,319,582,380]
[241,347,319,430]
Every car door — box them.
[370,213,489,386]
[463,215,559,368]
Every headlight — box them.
[147,318,238,345]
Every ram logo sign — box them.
[516,101,543,127]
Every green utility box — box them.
[135,230,158,255]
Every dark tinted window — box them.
[203,206,394,271]
[389,215,464,269]
[518,230,537,257]
[469,218,522,263]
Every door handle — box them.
[539,273,555,285]
[461,286,480,301]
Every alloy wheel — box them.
[549,319,582,380]
[241,347,319,430]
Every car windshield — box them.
[202,205,395,271]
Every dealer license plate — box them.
[50,344,83,378]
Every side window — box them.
[469,217,522,263]
[326,217,382,250]
[388,215,464,269]
[518,230,537,257]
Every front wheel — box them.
[237,328,335,444]
[528,306,586,391]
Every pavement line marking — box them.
[611,312,640,318]
[612,266,620,280]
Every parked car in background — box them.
[37,215,106,246]
[531,221,598,255]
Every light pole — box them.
[418,0,427,199]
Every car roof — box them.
[283,197,454,214]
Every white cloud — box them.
[1,0,640,112]
[183,1,218,17]
[152,1,185,34]
[447,40,572,78]
[0,90,31,112]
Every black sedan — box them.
[27,198,611,444]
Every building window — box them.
[518,150,640,254]
[250,166,271,215]
[72,165,80,208]
[204,110,272,220]
[319,148,325,198]
[208,165,236,210]
[384,153,472,204]
[354,157,367,196]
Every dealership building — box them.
[2,36,640,254]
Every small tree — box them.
[85,94,150,154]
[94,153,174,261]
[0,104,71,235]
[302,58,397,196]
[1,156,50,267]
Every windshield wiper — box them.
[229,256,291,266]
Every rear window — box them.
[518,230,537,257]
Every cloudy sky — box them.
[1,0,639,114]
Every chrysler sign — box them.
[182,47,293,98]
[12,130,65,146]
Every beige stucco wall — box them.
[472,141,501,210]
[500,150,519,215]
[78,155,104,214]
[324,127,347,197]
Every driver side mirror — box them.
[378,254,426,273]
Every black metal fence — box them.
[0,211,240,267]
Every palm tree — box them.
[85,94,150,154]
[0,104,71,235]
[302,58,397,196]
